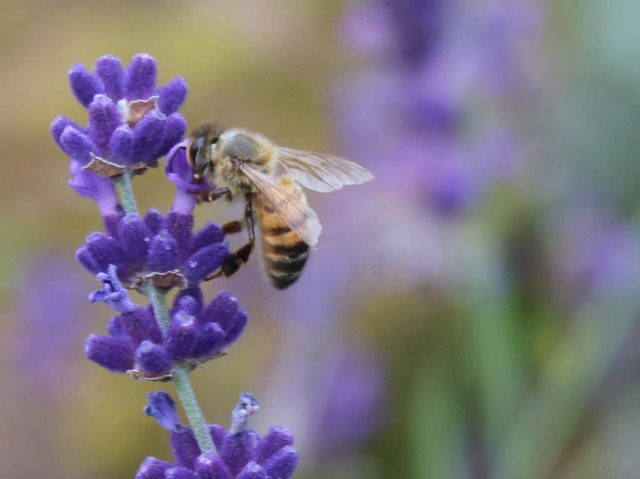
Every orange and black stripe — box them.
[258,203,310,289]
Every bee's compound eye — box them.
[188,136,205,168]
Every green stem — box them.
[114,171,139,215]
[145,281,216,455]
[172,366,216,453]
[143,284,171,334]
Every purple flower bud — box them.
[148,230,180,273]
[69,63,104,107]
[221,430,259,476]
[166,467,199,479]
[203,291,240,324]
[221,309,248,348]
[209,424,227,451]
[145,391,181,431]
[132,111,166,164]
[76,244,100,275]
[236,462,267,479]
[166,314,198,361]
[255,427,294,464]
[157,77,188,115]
[126,53,158,100]
[261,446,298,479]
[135,457,172,479]
[156,112,187,159]
[95,55,125,101]
[83,232,125,274]
[109,124,134,165]
[119,215,151,266]
[120,307,163,346]
[60,126,98,165]
[194,452,232,479]
[183,244,228,284]
[190,223,225,254]
[51,116,84,149]
[192,322,225,359]
[136,340,172,376]
[88,94,121,155]
[144,209,166,235]
[106,315,128,340]
[170,427,200,470]
[230,392,259,435]
[202,291,238,328]
[90,265,138,313]
[166,212,194,260]
[173,294,202,317]
[85,334,134,372]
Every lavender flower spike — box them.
[85,288,246,379]
[52,53,189,186]
[76,210,228,289]
[137,392,299,479]
[55,54,300,478]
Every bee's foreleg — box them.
[205,198,255,281]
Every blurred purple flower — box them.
[11,251,90,394]
[338,0,541,214]
[138,392,299,479]
[314,346,385,457]
[553,209,640,302]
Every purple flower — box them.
[85,288,247,378]
[138,392,299,479]
[68,160,120,217]
[11,251,89,394]
[315,347,385,456]
[338,0,541,214]
[89,264,139,313]
[166,139,215,215]
[77,211,228,287]
[52,54,188,184]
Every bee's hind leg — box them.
[204,198,255,281]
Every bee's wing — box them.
[238,163,322,246]
[277,147,374,193]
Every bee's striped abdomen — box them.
[258,195,310,289]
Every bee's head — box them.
[186,123,224,181]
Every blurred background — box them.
[2,0,640,477]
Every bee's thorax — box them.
[212,129,278,196]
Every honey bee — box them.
[186,123,374,289]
